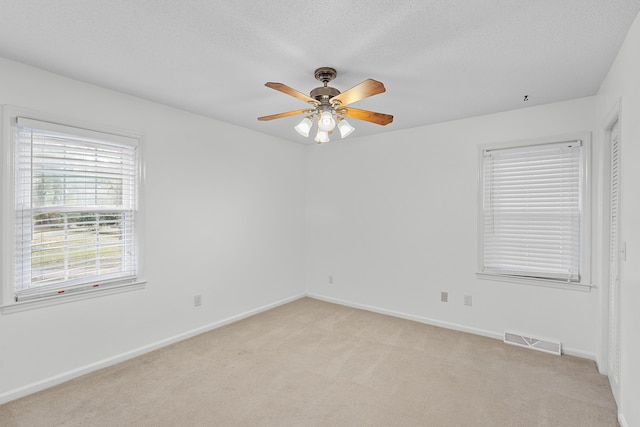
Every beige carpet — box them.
[0,297,618,426]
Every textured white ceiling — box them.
[1,1,639,144]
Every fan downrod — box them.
[311,67,340,102]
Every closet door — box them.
[608,119,621,401]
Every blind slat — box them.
[482,141,582,282]
[14,119,138,301]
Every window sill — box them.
[0,280,147,315]
[476,273,593,292]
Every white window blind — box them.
[14,117,139,301]
[481,140,582,282]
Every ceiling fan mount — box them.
[314,67,337,85]
[258,67,393,143]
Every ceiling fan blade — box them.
[340,107,393,126]
[265,82,319,105]
[331,79,386,107]
[257,109,314,121]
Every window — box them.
[3,112,142,307]
[478,135,590,288]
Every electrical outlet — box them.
[441,291,448,302]
[194,295,202,307]
[328,275,334,284]
[464,295,472,306]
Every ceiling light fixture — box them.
[259,67,393,144]
[295,108,349,143]
[317,110,337,132]
[294,116,313,137]
[337,118,355,138]
[314,129,330,144]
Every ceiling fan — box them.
[258,67,393,143]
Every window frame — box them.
[1,106,146,313]
[476,132,592,291]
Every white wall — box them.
[305,97,600,358]
[0,57,306,401]
[2,14,639,422]
[595,10,640,427]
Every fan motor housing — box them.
[310,86,340,103]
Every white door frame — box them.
[600,101,622,404]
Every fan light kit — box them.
[258,67,393,143]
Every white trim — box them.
[618,413,628,427]
[476,272,593,292]
[607,121,621,359]
[1,106,15,306]
[306,293,596,360]
[307,293,502,339]
[16,116,139,147]
[562,346,598,360]
[0,292,306,404]
[597,99,622,400]
[0,280,147,315]
[1,104,145,308]
[0,291,600,405]
[5,105,143,142]
[477,131,592,288]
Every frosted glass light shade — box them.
[314,129,330,143]
[317,111,336,132]
[294,117,313,137]
[337,119,355,138]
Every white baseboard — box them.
[0,291,600,406]
[0,293,305,405]
[618,412,628,427]
[306,293,597,362]
[561,346,597,361]
[307,293,503,340]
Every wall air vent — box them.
[504,331,561,355]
